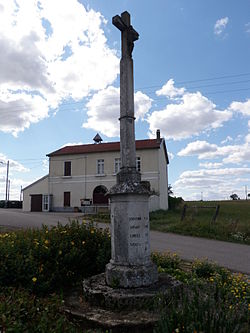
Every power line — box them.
[0,72,249,113]
[135,72,250,90]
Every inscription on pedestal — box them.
[128,214,150,259]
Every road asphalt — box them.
[1,209,249,275]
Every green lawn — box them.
[150,200,250,245]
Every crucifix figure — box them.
[113,11,139,58]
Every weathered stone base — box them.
[83,272,182,310]
[64,273,182,332]
[64,294,159,333]
[105,262,158,288]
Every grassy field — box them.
[150,200,250,245]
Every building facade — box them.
[23,135,169,212]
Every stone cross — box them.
[105,11,158,288]
[112,12,139,181]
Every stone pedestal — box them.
[105,182,158,288]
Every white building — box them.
[23,132,169,212]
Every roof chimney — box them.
[156,129,161,143]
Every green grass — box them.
[150,200,250,244]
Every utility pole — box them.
[7,180,10,201]
[5,161,9,208]
[245,185,248,200]
[20,185,22,201]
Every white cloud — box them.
[82,86,152,137]
[174,167,250,200]
[148,81,232,140]
[229,99,250,117]
[245,22,250,34]
[168,152,175,160]
[0,153,29,173]
[214,17,229,35]
[0,152,31,200]
[0,0,119,135]
[178,141,218,156]
[156,79,185,99]
[221,136,233,144]
[61,142,84,148]
[177,136,250,164]
[199,162,223,169]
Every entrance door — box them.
[93,186,108,204]
[31,194,42,212]
[64,192,71,207]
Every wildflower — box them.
[59,250,62,255]
[71,241,75,246]
[82,241,85,245]
[32,277,37,283]
[45,230,48,234]
[44,239,49,245]
[91,230,95,234]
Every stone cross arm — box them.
[112,11,139,57]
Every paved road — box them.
[1,209,250,274]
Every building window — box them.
[64,192,70,207]
[136,157,141,172]
[43,195,49,211]
[97,159,104,175]
[114,158,121,174]
[64,161,71,176]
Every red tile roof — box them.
[47,138,168,163]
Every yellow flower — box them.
[59,250,62,255]
[44,239,49,245]
[45,230,48,234]
[91,230,95,234]
[82,241,86,245]
[32,277,37,283]
[71,241,75,246]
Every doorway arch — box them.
[93,185,108,204]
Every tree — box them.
[230,193,239,200]
[168,184,173,196]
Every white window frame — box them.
[136,157,141,172]
[97,159,104,175]
[114,158,121,174]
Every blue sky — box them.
[0,0,250,201]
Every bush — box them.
[0,221,111,295]
[0,287,78,333]
[153,253,250,333]
[168,196,183,211]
